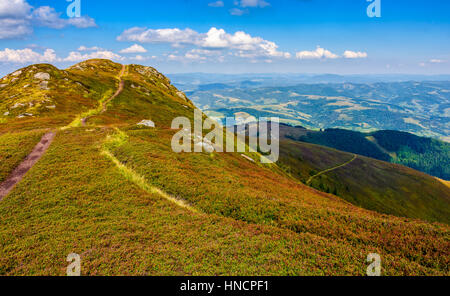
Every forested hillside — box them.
[282,126,450,180]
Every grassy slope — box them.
[0,60,449,275]
[0,61,119,133]
[278,139,450,224]
[286,127,450,180]
[0,128,448,275]
[0,130,45,182]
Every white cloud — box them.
[229,0,269,15]
[166,49,227,63]
[296,46,339,59]
[117,27,200,45]
[229,8,248,16]
[117,27,290,60]
[0,0,32,39]
[32,6,66,29]
[208,1,224,7]
[129,55,155,61]
[0,0,31,18]
[120,44,147,54]
[0,46,126,64]
[185,52,207,61]
[430,59,446,63]
[78,46,103,51]
[0,0,96,39]
[239,0,270,8]
[0,48,58,63]
[32,6,96,29]
[63,50,124,62]
[0,18,32,39]
[343,50,368,59]
[66,16,96,28]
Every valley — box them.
[172,77,450,142]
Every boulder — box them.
[137,120,155,128]
[39,81,49,90]
[12,70,22,76]
[176,91,188,101]
[11,103,25,109]
[194,142,214,153]
[17,113,33,118]
[241,154,255,163]
[34,72,50,80]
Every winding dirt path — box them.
[0,132,56,201]
[81,65,127,126]
[306,154,357,186]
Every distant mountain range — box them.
[172,79,450,142]
[169,73,450,91]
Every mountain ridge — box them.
[0,59,448,275]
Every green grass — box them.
[0,128,448,275]
[0,60,120,133]
[0,130,45,183]
[278,139,450,224]
[0,60,449,276]
[101,131,197,213]
[102,128,449,274]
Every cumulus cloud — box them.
[117,27,290,60]
[229,8,248,16]
[295,47,367,60]
[0,48,58,63]
[0,0,32,39]
[0,0,31,18]
[0,0,96,39]
[430,59,446,63]
[208,1,224,7]
[117,27,199,45]
[0,46,127,64]
[129,55,156,61]
[229,0,269,15]
[343,50,368,59]
[119,44,147,54]
[63,50,124,62]
[0,18,32,39]
[78,46,103,51]
[296,46,339,59]
[238,0,270,8]
[32,6,96,29]
[66,15,96,28]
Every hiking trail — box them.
[0,132,56,200]
[306,154,357,186]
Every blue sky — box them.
[0,0,449,75]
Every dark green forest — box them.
[293,129,450,180]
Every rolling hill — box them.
[280,125,450,180]
[0,60,449,276]
[236,122,450,224]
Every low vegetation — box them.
[0,59,448,275]
[278,139,450,224]
[283,126,450,180]
[0,130,45,183]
